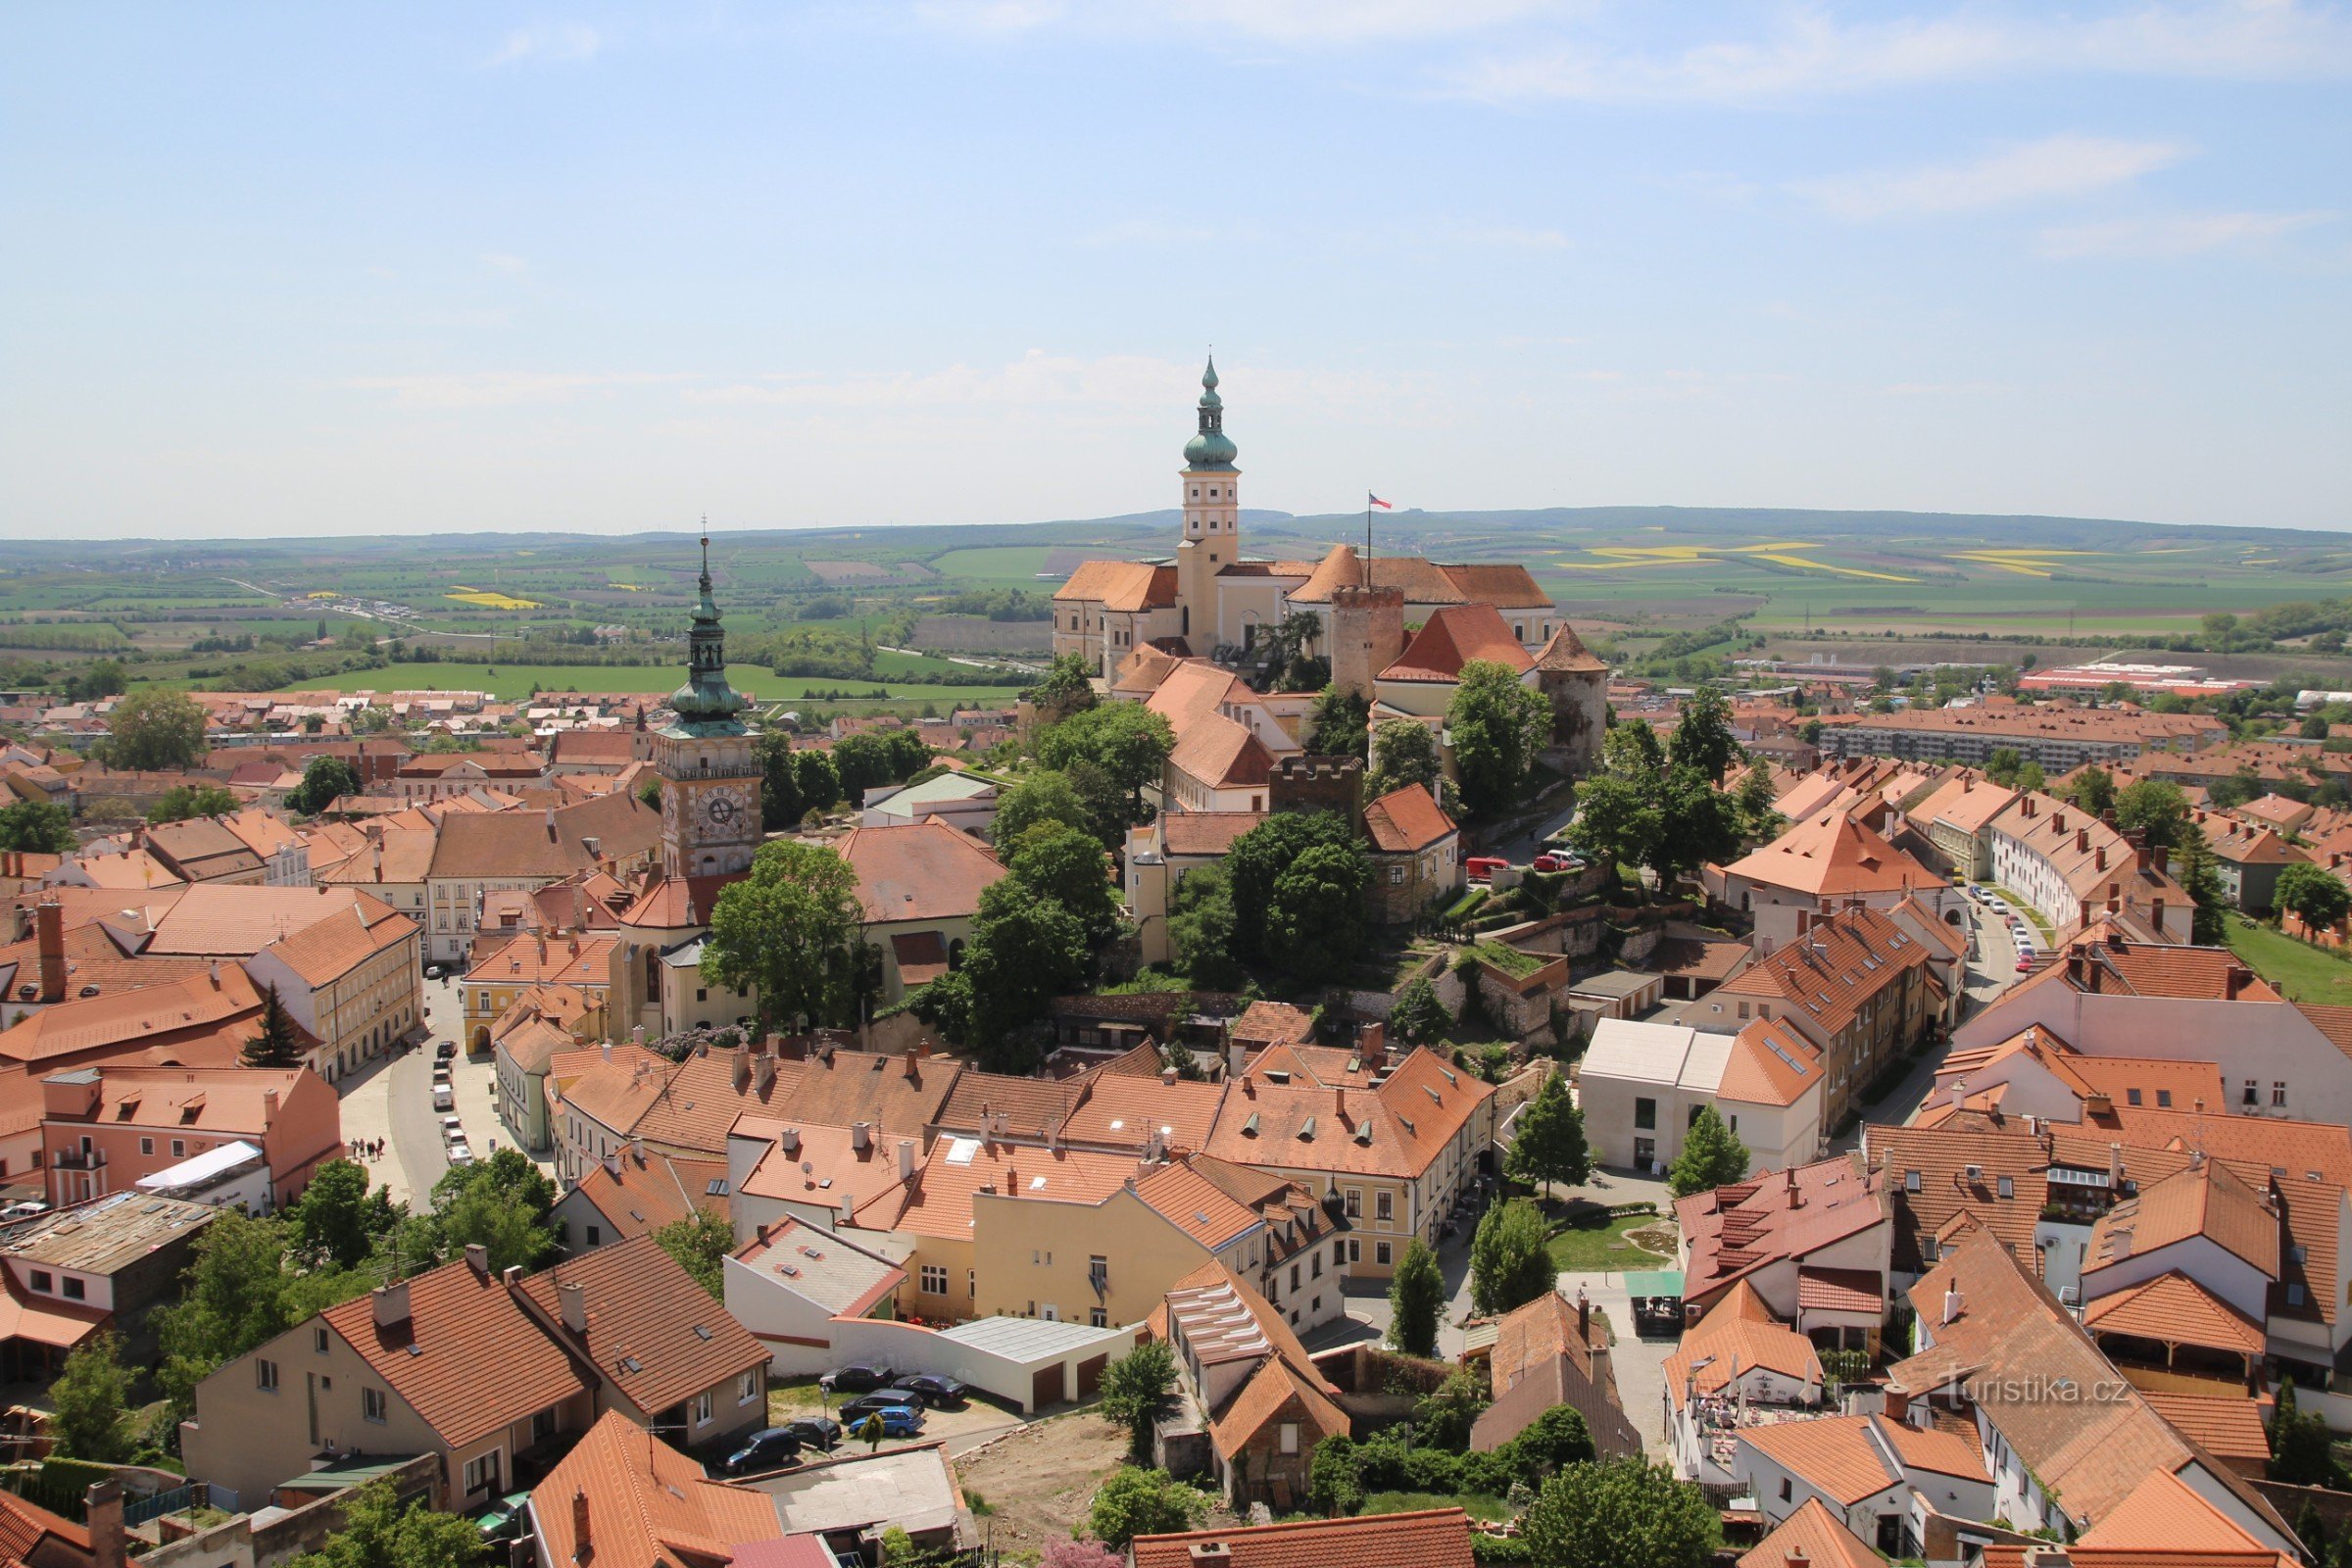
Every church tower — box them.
[653,536,760,880]
[1175,356,1239,647]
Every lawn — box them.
[1541,1200,1676,1271]
[1983,886,2055,945]
[2223,914,2352,1006]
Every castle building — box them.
[1053,360,1567,679]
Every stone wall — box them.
[140,1455,441,1568]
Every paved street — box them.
[1832,898,2017,1145]
[335,972,536,1210]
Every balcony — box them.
[50,1150,106,1172]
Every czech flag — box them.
[1368,493,1394,510]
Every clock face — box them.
[702,789,740,828]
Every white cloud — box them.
[341,371,688,409]
[484,23,604,67]
[1449,2,2352,104]
[2037,209,2338,257]
[1798,134,2190,219]
[910,0,1554,44]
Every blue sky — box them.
[3,2,2347,539]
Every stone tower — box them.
[653,536,760,880]
[1329,578,1405,705]
[1175,356,1239,648]
[1534,623,1610,777]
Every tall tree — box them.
[1036,704,1175,829]
[2175,827,2231,944]
[0,799,74,855]
[701,840,862,1030]
[1389,978,1454,1047]
[791,748,842,814]
[993,768,1097,846]
[1166,865,1242,989]
[284,1479,484,1568]
[287,757,363,815]
[1387,1239,1445,1356]
[1733,763,1783,843]
[1447,660,1552,817]
[1366,718,1442,800]
[1306,686,1371,759]
[756,731,803,830]
[2279,861,2352,931]
[1005,822,1120,949]
[243,982,306,1067]
[1666,686,1740,786]
[1505,1403,1597,1485]
[431,1149,558,1273]
[47,1332,136,1462]
[832,733,897,799]
[289,1158,398,1270]
[150,784,242,824]
[1265,841,1371,983]
[2116,777,2194,851]
[1469,1198,1557,1316]
[2066,765,2118,817]
[922,880,1091,1070]
[653,1210,733,1298]
[104,688,209,771]
[1667,1106,1750,1197]
[1030,653,1099,728]
[1088,1468,1200,1550]
[1225,811,1354,966]
[1099,1341,1177,1462]
[1506,1071,1592,1196]
[1520,1459,1717,1568]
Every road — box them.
[337,973,539,1209]
[1830,896,2018,1146]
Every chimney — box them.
[2226,965,2252,1001]
[839,1192,854,1226]
[895,1139,918,1183]
[559,1278,587,1333]
[1883,1386,1910,1423]
[2075,827,2087,852]
[852,1121,872,1152]
[2093,846,2106,872]
[2153,844,2170,875]
[503,1264,522,1287]
[1226,1038,1247,1078]
[1160,1065,1178,1085]
[1576,1287,1591,1344]
[904,1046,919,1081]
[779,1126,801,1156]
[1786,1553,1810,1568]
[755,1052,776,1093]
[1186,1544,1233,1568]
[83,1481,124,1568]
[571,1489,593,1565]
[2108,1141,2125,1187]
[1361,1021,1388,1059]
[2136,842,2153,872]
[372,1279,413,1328]
[263,1087,279,1120]
[629,1134,644,1166]
[601,1039,612,1063]
[2054,810,2066,834]
[734,1051,752,1093]
[1941,1286,1964,1325]
[2152,896,2166,931]
[464,1242,490,1278]
[1785,1165,1800,1208]
[34,900,64,1002]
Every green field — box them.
[931,545,1056,579]
[288,663,1024,706]
[2223,915,2352,1006]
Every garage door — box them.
[1076,1353,1107,1398]
[1032,1364,1062,1410]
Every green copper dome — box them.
[665,535,753,732]
[1182,355,1237,471]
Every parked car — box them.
[0,1201,50,1221]
[1531,853,1581,874]
[890,1374,968,1408]
[818,1361,896,1393]
[835,1393,922,1421]
[2015,956,2034,973]
[783,1416,843,1451]
[424,964,442,980]
[1465,856,1507,884]
[851,1406,925,1440]
[441,1115,466,1142]
[435,1039,457,1060]
[716,1427,803,1476]
[432,1084,455,1111]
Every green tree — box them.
[2115,777,2194,851]
[2014,760,2046,793]
[653,1209,733,1298]
[1985,747,2024,786]
[1447,660,1552,817]
[1506,1404,1598,1486]
[2278,860,2352,930]
[1667,1105,1750,1197]
[2272,1379,2341,1487]
[1366,718,1441,800]
[1089,1467,1200,1550]
[1036,704,1175,829]
[1470,1198,1557,1316]
[1225,811,1355,966]
[832,733,896,799]
[1521,1458,1716,1568]
[284,1479,484,1568]
[1099,1341,1178,1462]
[924,880,1091,1069]
[287,757,364,815]
[638,775,663,810]
[104,688,209,771]
[1387,1238,1444,1356]
[48,1332,137,1462]
[2176,827,2231,945]
[2304,713,2333,742]
[1733,762,1782,842]
[1309,1434,1366,1515]
[1410,1367,1492,1454]
[1505,1070,1591,1196]
[792,748,842,813]
[0,799,74,855]
[1666,686,1740,785]
[156,1212,368,1418]
[756,731,803,830]
[994,768,1097,846]
[150,783,242,823]
[1389,978,1453,1047]
[431,1149,558,1273]
[2066,765,2118,817]
[702,840,861,1030]
[1006,822,1120,949]
[1031,653,1099,728]
[1265,840,1371,983]
[243,982,307,1067]
[1306,687,1371,759]
[289,1158,398,1271]
[1166,865,1242,989]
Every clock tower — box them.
[654,535,760,880]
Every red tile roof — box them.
[516,1234,766,1417]
[1380,604,1534,683]
[529,1408,784,1568]
[1738,1498,1883,1568]
[1131,1509,1476,1568]
[1722,808,1940,899]
[1363,784,1456,853]
[2083,1271,2268,1357]
[837,821,1005,925]
[1053,561,1178,612]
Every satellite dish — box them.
[801,1160,813,1175]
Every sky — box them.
[2,1,2348,540]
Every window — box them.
[139,1137,154,1155]
[1779,1478,1793,1503]
[739,1372,759,1404]
[2275,1081,2288,1107]
[1334,1241,1347,1267]
[1345,1189,1361,1218]
[28,1270,50,1294]
[463,1452,501,1497]
[1904,1170,1921,1193]
[257,1359,279,1393]
[694,1392,713,1426]
[171,1140,186,1157]
[1635,1098,1657,1130]
[316,1328,330,1353]
[1290,1263,1300,1292]
[1376,1192,1393,1221]
[968,1269,976,1298]
[363,1387,387,1422]
[1279,1422,1299,1454]
[586,1225,602,1247]
[1091,1307,1108,1328]
[1348,1240,1360,1263]
[2289,1283,2308,1307]
[61,1277,83,1301]
[920,1264,949,1295]
[1375,1241,1393,1266]
[2157,1090,2173,1107]
[2244,1080,2259,1107]
[1997,1176,2014,1199]
[2126,1089,2142,1106]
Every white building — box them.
[1578,1017,1826,1175]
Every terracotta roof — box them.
[1796,1266,1884,1314]
[617,872,743,931]
[734,1118,915,1218]
[143,817,266,881]
[1865,1124,2050,1274]
[1908,771,2023,837]
[472,930,616,990]
[1288,543,1366,603]
[1740,1413,1983,1505]
[1362,784,1455,854]
[1053,560,1178,612]
[320,1256,592,1450]
[1204,1046,1493,1183]
[0,964,271,1066]
[529,1407,784,1568]
[1738,1498,1883,1568]
[836,821,1005,925]
[1715,1017,1822,1109]
[1148,662,1279,793]
[1133,1159,1264,1249]
[564,1149,728,1242]
[144,884,401,957]
[1059,1073,1227,1152]
[2203,820,2307,868]
[1379,603,1534,683]
[315,825,438,886]
[1675,1153,1888,1306]
[1661,1280,1823,1410]
[1721,808,1940,899]
[2083,1271,2268,1356]
[517,1234,765,1417]
[934,1069,1088,1143]
[1231,1003,1317,1052]
[1715,906,1933,1043]
[868,1139,1142,1241]
[0,1489,90,1565]
[1533,623,1607,673]
[424,793,657,880]
[1111,643,1188,698]
[1157,811,1266,857]
[1131,1509,1476,1568]
[2075,1469,2292,1559]
[2140,1392,2273,1468]
[2088,1160,2280,1279]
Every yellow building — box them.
[460,931,615,1052]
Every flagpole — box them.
[1365,493,1374,564]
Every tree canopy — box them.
[287,757,364,815]
[1387,1238,1445,1356]
[1264,840,1371,983]
[1166,865,1242,990]
[1099,1341,1178,1462]
[1667,1105,1750,1197]
[1470,1198,1557,1316]
[701,840,863,1031]
[1505,1070,1591,1195]
[1520,1459,1717,1568]
[1036,703,1175,830]
[48,1332,137,1462]
[1389,977,1453,1047]
[1447,660,1552,817]
[1568,721,1740,885]
[285,1479,484,1568]
[0,799,74,855]
[1088,1467,1200,1550]
[1666,686,1740,785]
[1224,810,1357,969]
[1306,687,1371,759]
[654,1209,733,1298]
[2278,860,2352,931]
[1366,718,1442,800]
[243,982,307,1067]
[994,768,1098,846]
[151,783,242,824]
[104,688,209,771]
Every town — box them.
[4,361,2352,1568]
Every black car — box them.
[835,1392,923,1421]
[783,1416,843,1451]
[435,1039,457,1060]
[890,1374,968,1408]
[716,1427,802,1476]
[818,1361,895,1393]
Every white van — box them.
[432,1082,455,1111]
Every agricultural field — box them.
[286,662,1021,707]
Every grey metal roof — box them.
[937,1313,1125,1362]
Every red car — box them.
[1466,857,1507,884]
[1532,853,1577,873]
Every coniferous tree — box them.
[1387,1239,1445,1356]
[1667,1106,1750,1198]
[242,982,306,1067]
[1506,1071,1592,1197]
